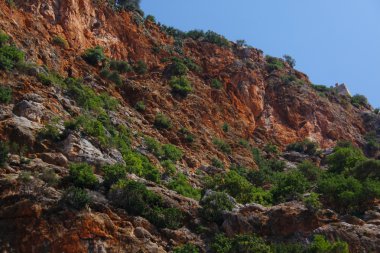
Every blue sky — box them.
[141,0,380,107]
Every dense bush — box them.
[326,146,365,174]
[317,174,380,213]
[102,164,126,189]
[265,56,285,72]
[109,179,183,229]
[352,159,380,180]
[0,31,10,46]
[211,234,272,253]
[204,31,230,47]
[52,36,68,48]
[161,160,176,176]
[101,69,123,86]
[263,143,279,155]
[222,123,229,133]
[165,59,188,77]
[0,86,12,103]
[298,160,322,182]
[135,100,146,112]
[154,113,172,129]
[211,79,223,89]
[303,192,322,212]
[123,151,161,183]
[38,120,62,142]
[69,163,98,189]
[0,45,25,71]
[169,76,192,97]
[168,173,201,200]
[65,78,118,112]
[82,46,105,66]
[211,157,224,168]
[109,59,132,73]
[134,60,148,75]
[207,171,272,205]
[271,170,310,203]
[351,94,368,107]
[62,187,91,210]
[283,54,296,68]
[199,191,234,224]
[173,244,199,253]
[37,71,64,86]
[213,138,232,154]
[162,144,183,161]
[307,235,349,253]
[0,141,9,167]
[286,139,318,155]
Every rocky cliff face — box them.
[0,0,379,252]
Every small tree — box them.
[82,46,105,66]
[62,187,91,210]
[283,54,296,68]
[69,163,98,189]
[200,191,234,224]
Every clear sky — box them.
[141,0,380,108]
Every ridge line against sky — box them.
[141,0,380,107]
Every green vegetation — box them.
[154,113,172,129]
[168,173,201,200]
[134,60,148,75]
[298,160,322,182]
[102,164,126,189]
[169,76,192,97]
[82,46,105,66]
[283,54,296,68]
[205,170,272,205]
[161,160,176,176]
[165,59,188,77]
[173,244,199,253]
[0,141,9,167]
[37,70,65,86]
[178,127,195,143]
[263,143,279,155]
[352,159,380,180]
[124,151,161,183]
[211,79,223,89]
[109,179,183,229]
[62,187,91,210]
[68,163,98,189]
[303,192,322,212]
[135,100,146,112]
[52,36,68,48]
[351,94,369,107]
[186,30,230,47]
[265,56,285,72]
[145,15,156,23]
[271,170,310,203]
[213,138,232,154]
[326,145,365,174]
[199,191,234,224]
[0,32,25,71]
[222,123,229,133]
[38,119,62,142]
[39,168,59,187]
[101,69,123,86]
[281,74,304,86]
[109,59,132,73]
[287,139,319,155]
[0,86,12,103]
[144,136,183,162]
[211,157,224,168]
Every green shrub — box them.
[281,74,304,86]
[52,36,68,48]
[162,144,183,161]
[286,139,318,155]
[173,244,199,253]
[37,71,64,86]
[222,123,229,132]
[110,60,132,73]
[200,191,234,224]
[62,187,91,210]
[374,108,380,114]
[0,31,10,46]
[144,136,164,157]
[0,45,25,70]
[211,158,224,168]
[213,138,232,154]
[307,235,349,253]
[154,113,172,129]
[211,233,233,253]
[168,173,201,200]
[267,159,286,172]
[351,94,368,107]
[317,174,380,213]
[327,146,365,174]
[211,79,223,89]
[134,100,146,112]
[0,86,12,103]
[298,160,322,182]
[204,30,230,47]
[82,46,105,66]
[186,30,205,40]
[108,71,123,86]
[123,150,161,183]
[208,171,272,205]
[145,15,156,23]
[38,121,62,142]
[271,170,310,203]
[39,168,59,187]
[232,234,272,253]
[169,76,192,97]
[0,141,9,167]
[265,55,284,72]
[102,164,126,189]
[263,143,279,155]
[283,54,296,68]
[303,192,322,212]
[109,179,183,228]
[134,60,148,74]
[352,159,380,180]
[165,60,188,77]
[161,160,176,176]
[69,163,98,189]
[178,127,195,143]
